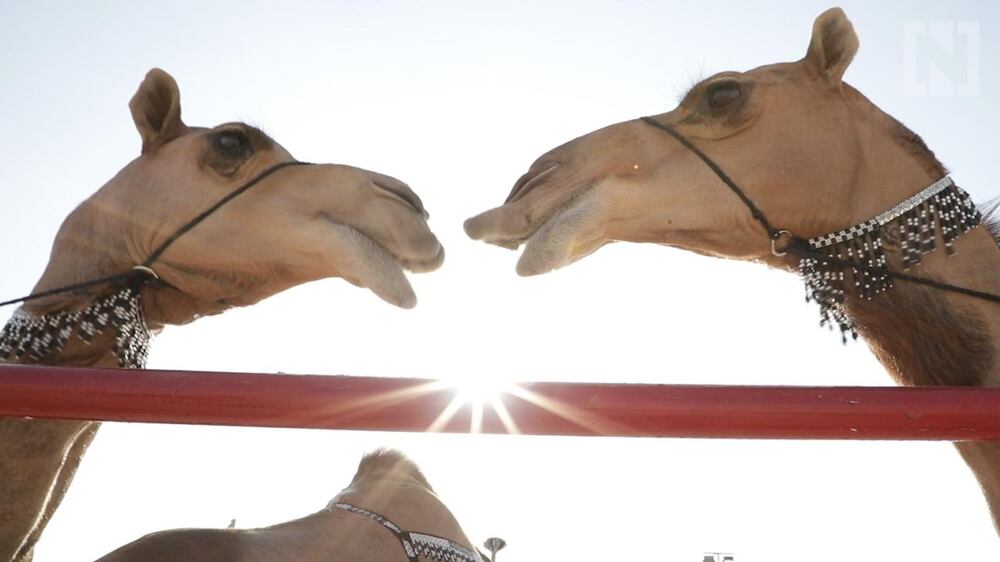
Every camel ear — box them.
[803,8,859,86]
[129,68,186,153]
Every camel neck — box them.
[833,104,1000,386]
[845,226,1000,387]
[2,203,153,368]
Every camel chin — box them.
[516,188,602,276]
[326,223,419,309]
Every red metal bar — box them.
[0,364,998,440]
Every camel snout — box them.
[403,243,445,273]
[371,176,428,219]
[463,208,529,249]
[505,161,560,204]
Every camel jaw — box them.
[516,189,602,276]
[323,222,420,309]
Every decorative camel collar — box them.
[330,502,485,562]
[799,175,981,339]
[638,116,992,341]
[0,285,149,368]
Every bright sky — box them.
[1,1,998,561]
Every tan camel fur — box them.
[465,8,1000,531]
[96,450,481,562]
[0,68,443,561]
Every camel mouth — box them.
[465,183,599,251]
[399,244,445,274]
[515,188,602,276]
[320,218,443,309]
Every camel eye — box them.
[214,131,251,157]
[706,81,742,110]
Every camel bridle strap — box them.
[0,160,313,309]
[331,502,485,562]
[638,116,1000,339]
[639,117,781,240]
[139,160,313,268]
[0,160,313,367]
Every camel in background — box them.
[465,8,1000,530]
[97,450,491,562]
[0,68,444,560]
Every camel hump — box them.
[803,7,859,86]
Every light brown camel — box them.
[96,450,488,562]
[465,8,1000,531]
[0,68,444,561]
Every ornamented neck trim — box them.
[0,286,150,368]
[799,176,982,341]
[331,502,484,562]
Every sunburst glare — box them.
[432,376,520,434]
[452,376,511,408]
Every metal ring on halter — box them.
[130,265,160,280]
[770,230,793,257]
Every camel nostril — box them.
[505,162,560,204]
[372,179,428,219]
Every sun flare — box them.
[424,377,522,434]
[451,376,511,407]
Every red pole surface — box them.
[0,364,998,440]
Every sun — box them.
[452,376,509,408]
[425,376,521,434]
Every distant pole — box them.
[484,537,506,562]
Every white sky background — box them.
[0,1,998,560]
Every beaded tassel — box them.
[0,286,150,368]
[800,178,981,342]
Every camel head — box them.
[465,8,926,276]
[36,69,443,326]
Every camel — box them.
[0,68,444,561]
[96,449,489,562]
[465,8,1000,531]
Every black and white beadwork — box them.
[410,532,483,562]
[331,502,484,562]
[799,176,981,340]
[0,286,150,368]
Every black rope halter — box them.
[0,160,314,366]
[0,160,313,308]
